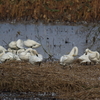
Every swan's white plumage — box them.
[29,49,43,65]
[78,53,91,64]
[18,48,32,60]
[60,46,78,66]
[85,48,100,64]
[0,52,14,62]
[9,39,24,49]
[0,46,7,52]
[9,41,17,49]
[8,48,17,54]
[16,39,24,49]
[24,39,41,48]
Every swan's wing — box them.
[32,42,41,48]
[24,39,33,47]
[9,41,17,49]
[29,55,43,63]
[78,54,86,60]
[16,39,24,49]
[60,55,68,63]
[37,54,43,61]
[0,46,7,51]
[13,54,21,61]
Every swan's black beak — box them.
[36,54,38,57]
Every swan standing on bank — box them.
[60,46,78,67]
[24,39,41,48]
[29,49,43,66]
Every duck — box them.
[29,49,43,66]
[24,39,41,48]
[60,46,78,67]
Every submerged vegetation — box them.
[0,0,100,23]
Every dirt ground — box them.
[0,60,100,100]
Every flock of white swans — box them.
[0,38,100,66]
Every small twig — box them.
[2,40,8,45]
[35,26,53,59]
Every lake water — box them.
[0,22,100,59]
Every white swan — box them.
[16,39,24,49]
[0,50,14,62]
[78,53,91,65]
[8,39,24,49]
[9,41,17,49]
[18,48,32,60]
[85,48,100,64]
[88,51,100,64]
[8,48,17,54]
[60,46,78,66]
[29,49,43,66]
[0,46,7,52]
[24,39,41,48]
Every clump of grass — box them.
[0,60,100,99]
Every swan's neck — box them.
[30,49,38,56]
[85,49,93,54]
[95,52,100,59]
[69,47,78,56]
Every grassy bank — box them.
[0,60,100,99]
[0,0,100,23]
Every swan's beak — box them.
[73,54,76,57]
[32,43,41,48]
[36,54,38,57]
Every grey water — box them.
[0,22,100,59]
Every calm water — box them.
[0,22,100,59]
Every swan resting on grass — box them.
[29,49,43,66]
[78,53,91,65]
[0,50,14,62]
[85,48,100,64]
[60,46,78,67]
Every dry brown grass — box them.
[0,0,100,23]
[0,60,100,99]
